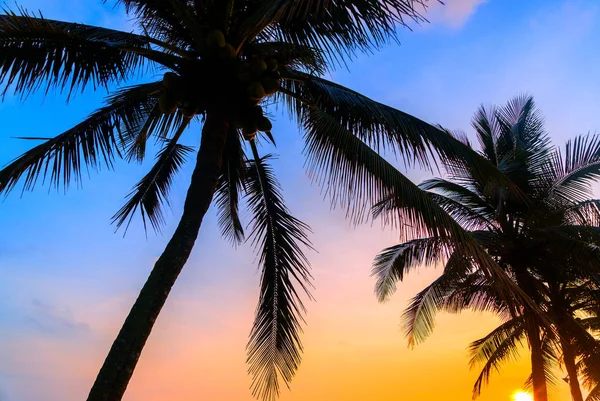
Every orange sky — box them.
[4,216,572,401]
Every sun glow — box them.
[512,391,534,401]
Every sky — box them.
[1,0,600,400]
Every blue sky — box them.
[1,1,600,400]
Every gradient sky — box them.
[1,1,600,400]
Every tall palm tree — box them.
[372,95,600,401]
[0,2,527,401]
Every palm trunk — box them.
[527,322,549,401]
[560,335,584,401]
[86,114,229,401]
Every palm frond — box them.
[587,387,600,401]
[533,227,600,278]
[116,0,198,48]
[282,73,523,205]
[214,128,246,245]
[419,178,496,230]
[471,104,499,166]
[402,250,473,346]
[372,237,447,302]
[245,145,313,401]
[0,9,153,97]
[121,97,188,163]
[0,81,162,195]
[301,105,461,235]
[282,71,442,162]
[550,134,600,202]
[495,95,550,168]
[112,118,192,232]
[238,0,428,64]
[469,318,526,398]
[564,199,600,227]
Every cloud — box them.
[422,0,487,28]
[25,299,90,337]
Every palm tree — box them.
[466,278,600,401]
[0,2,526,401]
[372,95,600,401]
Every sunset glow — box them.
[512,391,534,401]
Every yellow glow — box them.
[513,391,533,401]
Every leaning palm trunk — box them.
[1,4,527,401]
[87,115,229,401]
[560,335,584,401]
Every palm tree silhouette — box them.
[0,1,525,400]
[373,95,600,401]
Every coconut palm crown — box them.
[372,95,600,401]
[0,1,521,401]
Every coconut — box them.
[249,58,267,76]
[162,72,180,89]
[236,72,251,85]
[235,61,250,73]
[249,105,264,119]
[158,93,178,114]
[256,116,273,132]
[260,77,279,95]
[218,43,237,59]
[206,29,226,48]
[243,127,257,141]
[246,82,265,100]
[267,70,282,80]
[266,58,278,71]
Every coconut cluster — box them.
[156,29,281,142]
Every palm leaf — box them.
[469,318,526,398]
[0,9,153,97]
[402,250,471,346]
[587,387,600,401]
[419,178,496,230]
[0,81,162,195]
[564,199,600,227]
[112,118,192,232]
[245,144,313,401]
[372,237,447,302]
[282,72,523,205]
[116,0,198,48]
[214,128,246,245]
[471,104,499,166]
[550,134,600,202]
[238,0,427,64]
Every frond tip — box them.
[245,146,313,401]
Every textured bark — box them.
[86,114,229,401]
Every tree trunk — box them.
[560,335,584,401]
[527,322,549,401]
[86,114,230,401]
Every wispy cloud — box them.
[24,299,90,337]
[423,0,487,29]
